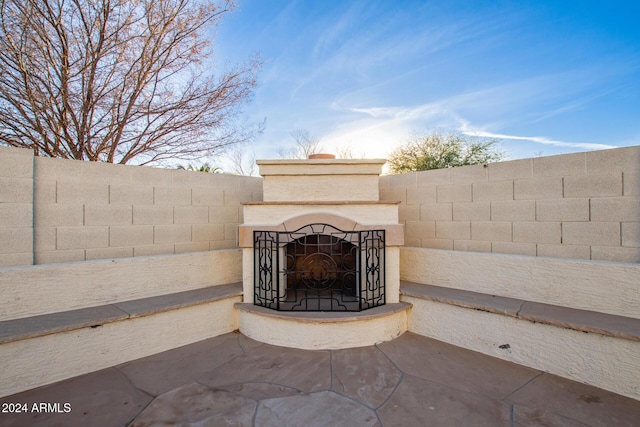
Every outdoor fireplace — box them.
[236,154,408,349]
[239,154,403,313]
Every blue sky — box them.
[214,0,640,165]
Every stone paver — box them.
[512,405,588,427]
[377,373,512,426]
[0,367,152,427]
[117,332,243,396]
[255,391,380,427]
[198,336,331,393]
[218,382,302,401]
[506,373,640,427]
[1,331,639,427]
[377,331,541,399]
[331,345,402,409]
[130,382,255,427]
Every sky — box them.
[212,0,640,169]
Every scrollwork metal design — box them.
[253,224,385,312]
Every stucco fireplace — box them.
[236,155,409,349]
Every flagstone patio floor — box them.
[1,331,639,426]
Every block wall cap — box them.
[242,201,401,206]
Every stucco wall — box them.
[400,247,640,319]
[380,146,640,263]
[0,146,262,267]
[0,249,242,321]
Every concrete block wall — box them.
[3,145,639,266]
[0,146,263,267]
[381,146,640,263]
[0,147,34,266]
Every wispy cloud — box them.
[336,69,598,123]
[346,106,407,118]
[287,3,516,101]
[327,84,618,158]
[462,130,616,151]
[528,87,620,123]
[330,64,626,153]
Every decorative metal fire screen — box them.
[254,224,385,311]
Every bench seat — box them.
[400,281,640,342]
[0,283,242,345]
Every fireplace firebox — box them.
[253,223,385,311]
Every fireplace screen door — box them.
[253,224,385,311]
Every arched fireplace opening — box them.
[254,223,385,312]
[285,233,358,310]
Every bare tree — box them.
[227,145,256,176]
[333,145,365,159]
[0,0,260,164]
[278,128,322,159]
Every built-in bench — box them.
[0,283,242,345]
[399,280,640,401]
[400,281,640,342]
[0,282,243,398]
